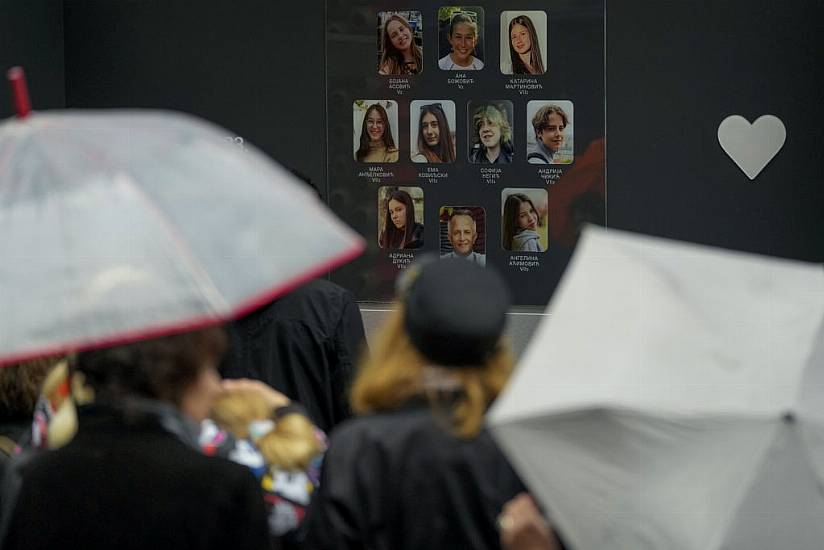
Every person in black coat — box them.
[0,328,271,550]
[222,278,367,432]
[303,258,558,550]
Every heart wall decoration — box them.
[717,115,787,180]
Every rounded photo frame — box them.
[526,100,574,165]
[377,11,423,75]
[439,205,486,266]
[501,188,548,252]
[353,100,400,163]
[378,186,425,250]
[437,7,485,71]
[410,100,457,163]
[467,100,515,164]
[500,11,548,75]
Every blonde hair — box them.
[351,306,513,438]
[211,389,321,471]
[379,14,423,75]
[473,104,513,146]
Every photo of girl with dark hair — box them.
[354,101,399,163]
[378,187,424,249]
[438,9,484,70]
[501,190,548,252]
[411,101,456,163]
[501,12,547,75]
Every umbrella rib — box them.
[116,171,229,315]
[490,402,783,429]
[695,419,780,550]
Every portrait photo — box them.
[439,206,486,266]
[526,100,574,164]
[500,11,548,75]
[353,100,399,163]
[501,188,548,252]
[378,186,424,250]
[410,100,457,163]
[467,100,514,164]
[377,11,423,75]
[437,7,485,70]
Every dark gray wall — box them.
[607,0,823,261]
[62,0,327,195]
[0,0,65,117]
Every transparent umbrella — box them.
[489,226,824,550]
[0,68,364,365]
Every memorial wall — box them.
[3,1,821,308]
[326,1,605,303]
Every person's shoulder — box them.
[527,149,549,164]
[291,278,351,301]
[500,147,515,163]
[21,425,249,484]
[406,225,424,249]
[324,414,385,459]
[473,58,485,70]
[438,55,452,69]
[411,152,427,163]
[332,406,431,442]
[386,148,399,162]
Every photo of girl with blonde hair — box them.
[378,12,423,75]
[468,101,514,164]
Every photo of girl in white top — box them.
[438,9,484,70]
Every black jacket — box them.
[303,401,525,550]
[222,279,367,432]
[1,403,270,550]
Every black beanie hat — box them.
[402,258,510,366]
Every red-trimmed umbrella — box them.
[0,68,364,365]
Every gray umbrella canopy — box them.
[0,110,364,365]
[489,227,824,550]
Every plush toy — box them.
[33,359,93,449]
[206,386,326,536]
[210,389,322,471]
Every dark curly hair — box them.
[74,327,227,407]
[0,357,63,421]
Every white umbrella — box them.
[489,226,824,550]
[0,80,364,364]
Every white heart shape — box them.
[718,115,786,180]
